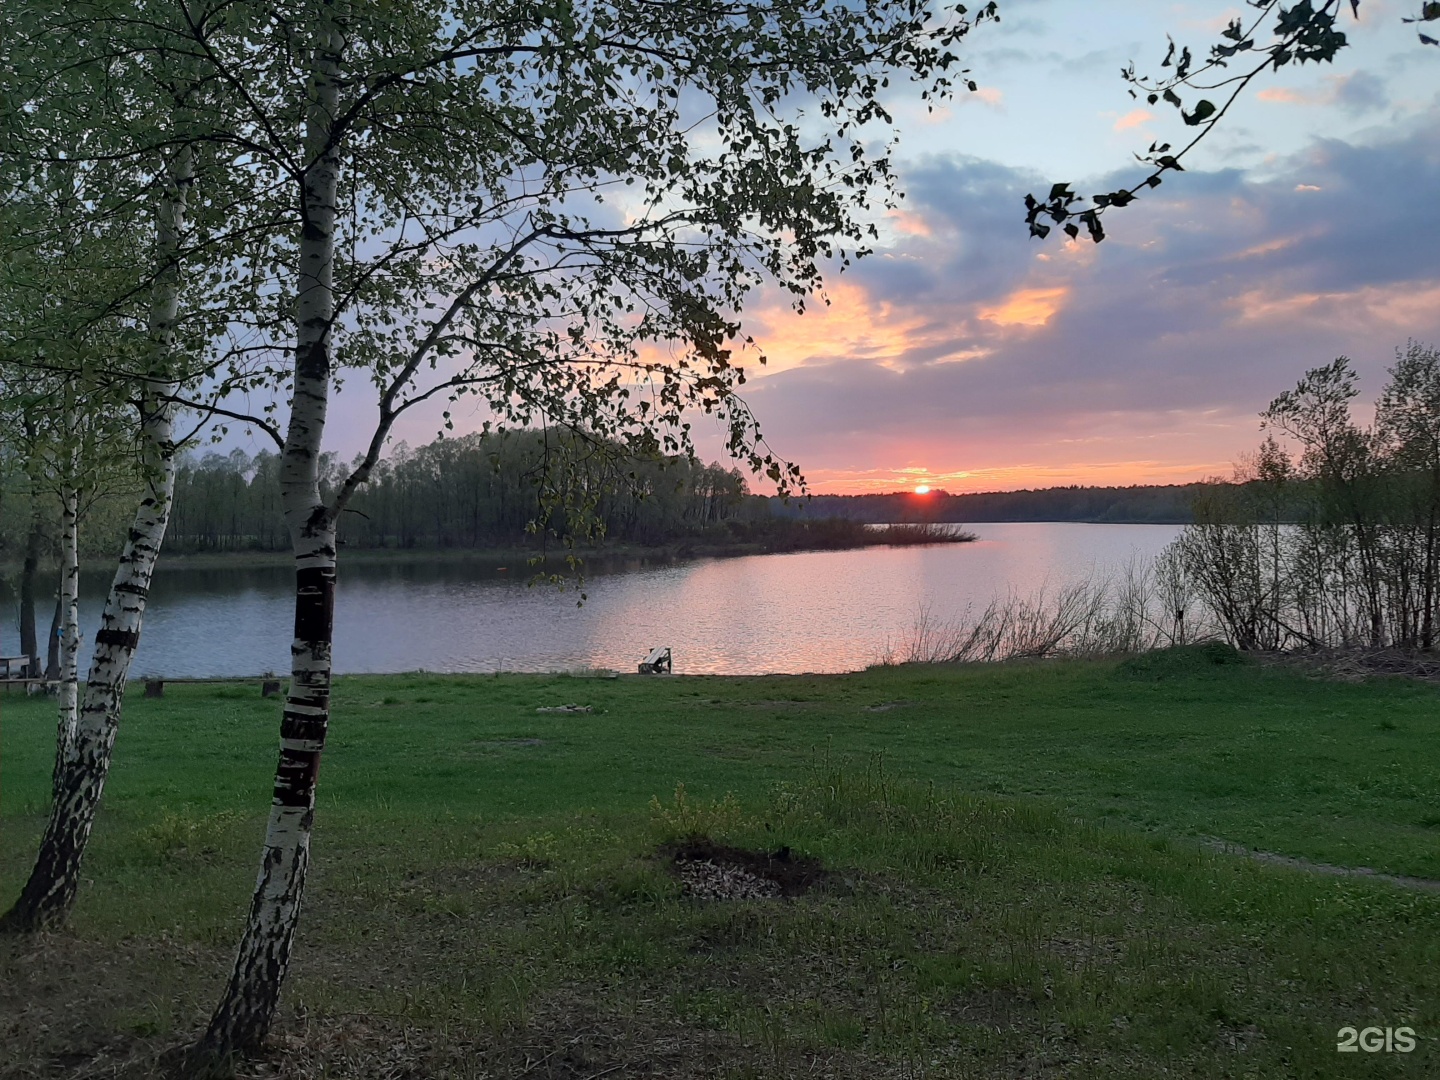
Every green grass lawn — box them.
[2,649,1438,1077]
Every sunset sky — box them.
[311,0,1440,495]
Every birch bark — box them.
[198,11,343,1056]
[44,593,61,682]
[51,471,80,804]
[18,422,43,676]
[0,146,190,933]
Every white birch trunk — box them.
[199,10,344,1058]
[18,420,44,675]
[1,147,189,933]
[50,475,80,804]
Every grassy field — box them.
[2,649,1438,1077]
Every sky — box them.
[260,0,1440,495]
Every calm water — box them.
[58,523,1182,678]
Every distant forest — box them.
[164,430,762,553]
[162,437,1207,555]
[770,484,1206,525]
[3,429,1217,564]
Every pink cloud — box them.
[1113,109,1155,132]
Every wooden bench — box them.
[637,647,672,675]
[0,655,45,693]
[1,655,36,680]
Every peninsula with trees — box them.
[3,427,1217,574]
[3,425,1228,579]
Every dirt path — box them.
[1203,838,1440,893]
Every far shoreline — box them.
[40,521,978,575]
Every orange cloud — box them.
[737,280,950,375]
[886,208,932,238]
[1256,73,1383,110]
[979,286,1068,328]
[1257,87,1310,105]
[931,347,990,366]
[1113,109,1154,132]
[1225,235,1302,260]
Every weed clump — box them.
[1115,641,1247,680]
[649,782,751,840]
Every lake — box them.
[62,522,1183,678]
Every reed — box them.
[878,557,1221,665]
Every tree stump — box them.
[261,679,282,698]
[144,679,164,698]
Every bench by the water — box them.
[638,647,672,675]
[0,655,45,691]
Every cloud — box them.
[317,104,1440,497]
[1257,72,1389,114]
[738,280,966,375]
[1113,108,1154,132]
[1334,71,1389,113]
[727,115,1440,492]
[1256,87,1309,105]
[979,286,1068,327]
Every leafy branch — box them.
[1021,0,1435,243]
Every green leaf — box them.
[1182,99,1216,125]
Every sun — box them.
[914,484,931,495]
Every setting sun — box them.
[914,484,931,495]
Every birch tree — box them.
[0,3,268,931]
[104,0,1001,1061]
[0,150,205,930]
[0,152,158,781]
[17,417,45,678]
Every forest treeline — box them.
[0,429,970,563]
[3,429,1222,565]
[163,430,762,553]
[0,434,1292,575]
[771,484,1208,525]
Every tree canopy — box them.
[3,0,1016,1060]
